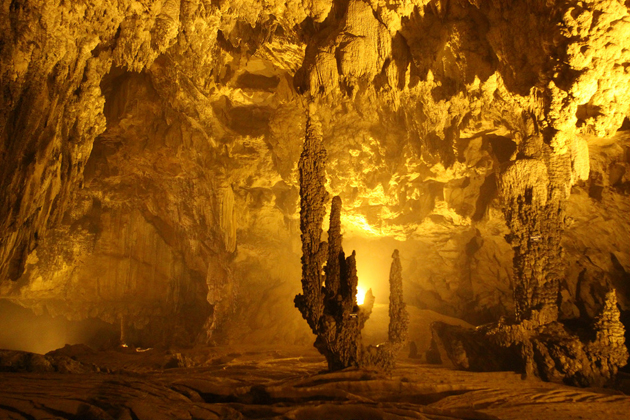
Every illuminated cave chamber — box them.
[0,0,629,386]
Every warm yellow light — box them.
[356,284,367,305]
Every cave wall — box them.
[0,0,628,347]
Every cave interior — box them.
[0,0,630,419]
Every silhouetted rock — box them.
[163,352,193,369]
[46,343,95,359]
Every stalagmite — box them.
[388,250,409,346]
[498,148,570,324]
[295,108,408,371]
[294,110,328,334]
[294,110,362,369]
[430,108,627,386]
[362,250,410,370]
[0,2,628,416]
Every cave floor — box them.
[0,345,628,420]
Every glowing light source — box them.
[356,284,367,305]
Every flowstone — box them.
[294,111,408,371]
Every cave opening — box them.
[1,0,629,418]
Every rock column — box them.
[294,112,328,332]
[295,108,408,371]
[388,249,409,345]
[294,111,364,370]
[499,149,570,323]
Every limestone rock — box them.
[388,249,409,345]
[0,348,97,374]
[0,0,628,361]
[295,110,409,370]
[431,290,628,387]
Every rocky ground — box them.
[0,343,628,420]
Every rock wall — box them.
[0,0,628,348]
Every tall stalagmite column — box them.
[294,110,364,370]
[295,107,409,371]
[294,111,328,332]
[499,147,570,323]
[362,249,409,370]
[388,249,408,345]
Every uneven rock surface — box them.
[431,290,628,387]
[0,349,97,374]
[0,0,629,358]
[0,346,629,420]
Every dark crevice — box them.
[0,404,37,420]
[472,173,497,221]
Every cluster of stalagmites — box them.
[430,153,627,385]
[427,125,628,387]
[295,111,408,371]
[430,290,628,387]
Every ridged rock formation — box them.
[295,110,408,370]
[0,0,628,360]
[431,290,628,386]
[499,153,568,323]
[295,111,329,334]
[388,249,409,345]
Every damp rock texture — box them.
[295,112,408,370]
[1,348,629,420]
[0,0,628,352]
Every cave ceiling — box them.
[0,0,629,346]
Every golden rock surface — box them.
[0,0,628,348]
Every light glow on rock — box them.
[356,284,367,305]
[341,213,380,237]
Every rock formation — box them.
[499,154,567,324]
[295,110,329,336]
[388,250,409,345]
[0,0,627,371]
[430,98,628,386]
[362,248,410,370]
[295,110,408,370]
[431,281,628,386]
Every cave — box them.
[1,0,629,419]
